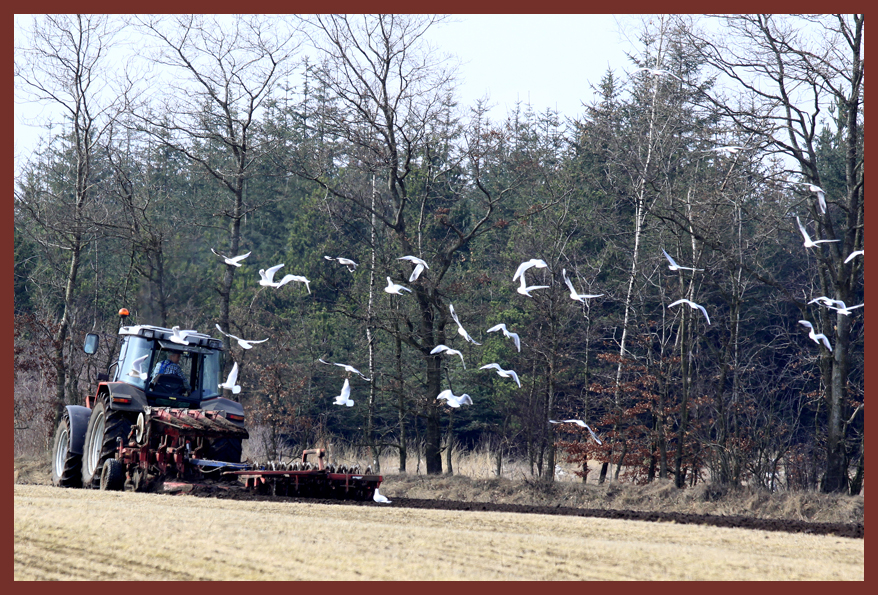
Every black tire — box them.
[207,437,243,464]
[51,413,82,488]
[100,458,125,491]
[81,398,132,489]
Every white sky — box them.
[14,14,636,161]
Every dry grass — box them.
[14,484,862,580]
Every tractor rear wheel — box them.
[207,437,243,464]
[81,398,132,489]
[51,413,82,488]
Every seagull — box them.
[796,183,827,214]
[259,263,308,290]
[398,256,429,282]
[437,389,473,408]
[808,296,845,309]
[430,344,466,369]
[826,301,864,316]
[796,216,840,248]
[211,249,251,267]
[169,326,192,345]
[512,258,548,282]
[630,67,682,81]
[332,378,354,407]
[668,299,711,325]
[517,274,550,297]
[373,487,391,503]
[661,249,703,272]
[549,419,603,445]
[218,362,242,394]
[385,277,412,295]
[562,269,604,302]
[215,324,269,350]
[486,323,521,352]
[479,363,521,387]
[318,358,371,381]
[449,304,481,345]
[324,255,358,272]
[128,354,149,380]
[844,250,864,264]
[798,320,832,350]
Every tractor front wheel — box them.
[51,413,82,488]
[81,398,132,488]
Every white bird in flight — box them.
[324,255,358,272]
[398,256,429,282]
[479,363,521,388]
[668,299,711,325]
[630,67,682,81]
[797,183,827,214]
[798,320,832,350]
[218,361,242,394]
[549,419,603,445]
[437,389,473,408]
[796,216,839,248]
[826,301,864,316]
[332,378,354,407]
[512,258,548,282]
[259,264,310,292]
[844,250,864,264]
[661,249,703,272]
[562,269,604,302]
[373,487,391,503]
[808,296,844,309]
[318,358,371,381]
[449,304,481,345]
[384,277,412,295]
[128,354,149,380]
[486,323,521,352]
[215,324,269,350]
[517,274,550,297]
[211,249,251,267]
[430,344,466,369]
[169,326,192,345]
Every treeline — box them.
[14,15,863,493]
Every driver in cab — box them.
[152,351,191,392]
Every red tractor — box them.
[51,312,382,500]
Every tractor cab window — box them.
[150,347,193,394]
[199,349,223,400]
[118,336,152,390]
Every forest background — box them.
[13,14,864,494]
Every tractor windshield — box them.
[118,336,152,390]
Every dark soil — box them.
[186,483,864,539]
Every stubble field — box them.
[14,484,863,580]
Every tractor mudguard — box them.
[65,405,92,455]
[199,396,246,428]
[99,382,150,413]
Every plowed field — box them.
[14,484,863,580]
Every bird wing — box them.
[449,304,461,325]
[398,255,427,267]
[247,338,269,345]
[563,273,577,295]
[795,217,812,243]
[480,363,501,371]
[509,332,521,352]
[459,394,473,405]
[229,251,251,263]
[437,389,452,401]
[512,260,534,281]
[695,303,711,325]
[508,370,521,387]
[226,362,239,385]
[662,248,679,268]
[340,378,350,398]
[816,191,827,214]
[816,334,832,350]
[211,248,228,259]
[264,263,285,283]
[668,298,687,308]
[486,324,505,333]
[408,263,425,282]
[798,320,814,330]
[430,345,449,355]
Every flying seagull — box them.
[332,378,354,407]
[318,358,371,381]
[844,250,864,264]
[324,255,358,272]
[797,183,827,214]
[517,274,550,298]
[215,324,269,350]
[449,304,481,345]
[661,249,703,272]
[549,419,603,445]
[486,323,521,352]
[479,363,521,388]
[259,264,310,292]
[211,249,251,267]
[385,277,412,295]
[668,299,711,325]
[373,487,392,503]
[169,326,192,345]
[798,320,832,350]
[398,256,429,282]
[562,269,604,302]
[796,216,840,249]
[630,67,682,81]
[128,354,149,380]
[218,362,242,394]
[512,258,548,282]
[437,389,473,408]
[430,344,466,369]
[826,301,864,316]
[808,296,844,309]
